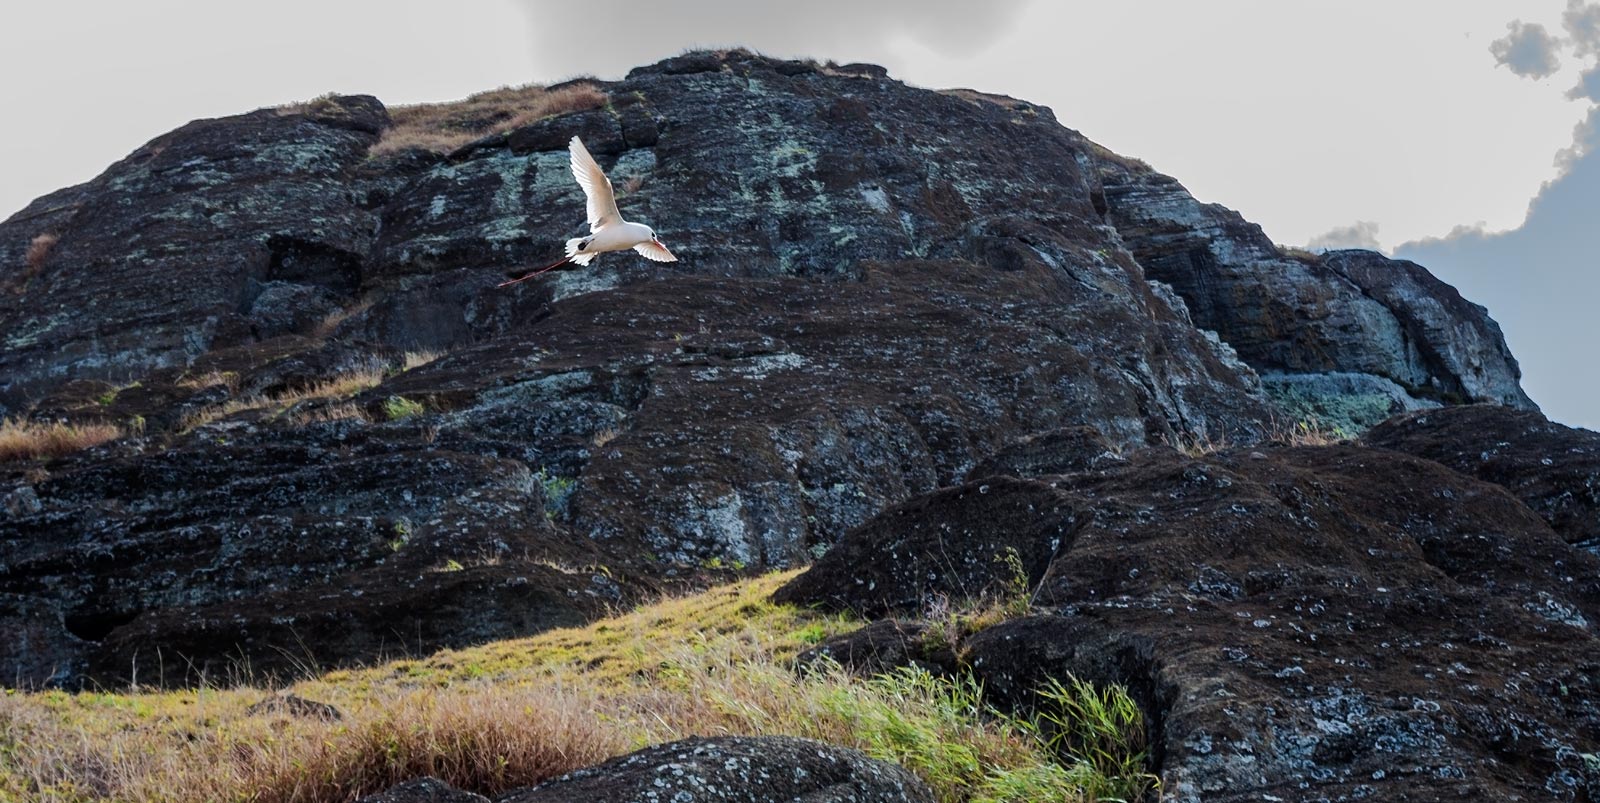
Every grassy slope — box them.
[0,572,1149,803]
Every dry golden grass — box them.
[0,418,121,463]
[26,233,58,271]
[400,350,443,372]
[288,402,373,427]
[1176,418,1348,457]
[1275,244,1321,263]
[179,366,386,432]
[175,370,239,393]
[0,572,1145,803]
[370,83,607,157]
[274,93,341,117]
[1173,430,1231,458]
[1272,419,1346,447]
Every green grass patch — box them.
[382,395,426,421]
[0,572,1154,802]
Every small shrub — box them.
[994,547,1032,619]
[534,469,576,518]
[918,548,1035,654]
[382,395,426,421]
[95,381,140,407]
[25,233,58,272]
[12,233,59,291]
[0,418,121,462]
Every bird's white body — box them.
[563,136,676,266]
[498,136,677,287]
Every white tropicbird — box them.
[499,135,677,287]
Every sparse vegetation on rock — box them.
[368,83,608,156]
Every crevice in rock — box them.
[63,609,140,643]
[264,235,364,297]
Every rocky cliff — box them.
[1,49,1591,802]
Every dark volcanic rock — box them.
[497,736,935,803]
[1366,404,1600,551]
[795,618,953,676]
[359,777,489,803]
[2,423,621,685]
[388,263,1263,572]
[244,693,343,721]
[0,95,383,413]
[964,425,1123,481]
[0,49,1538,685]
[779,445,1600,801]
[0,593,87,687]
[1092,161,1534,423]
[772,475,1076,617]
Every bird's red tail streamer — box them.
[497,256,572,288]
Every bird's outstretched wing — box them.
[569,136,621,233]
[633,241,678,262]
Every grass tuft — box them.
[25,233,58,272]
[382,395,426,421]
[1026,676,1160,801]
[180,366,386,432]
[401,350,443,372]
[0,418,121,463]
[371,83,607,156]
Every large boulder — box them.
[1365,404,1600,551]
[358,777,488,803]
[778,444,1600,801]
[497,736,935,803]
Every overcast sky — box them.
[1,1,1592,428]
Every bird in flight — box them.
[499,136,677,287]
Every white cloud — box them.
[1563,0,1600,57]
[1306,221,1384,253]
[1568,63,1600,100]
[1490,20,1564,78]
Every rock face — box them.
[1092,162,1534,428]
[0,49,1537,692]
[1366,404,1600,552]
[778,444,1600,801]
[0,98,388,406]
[496,736,935,803]
[358,777,489,803]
